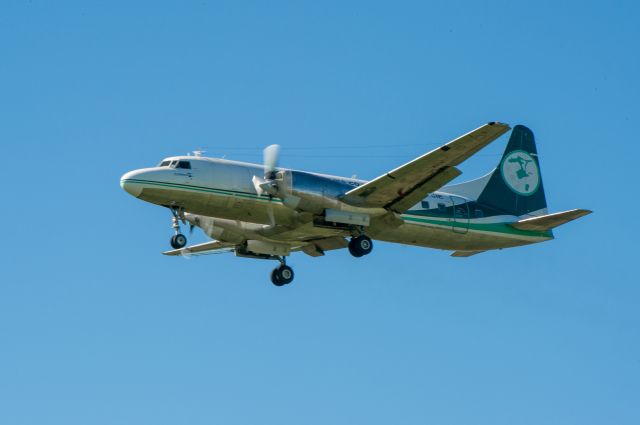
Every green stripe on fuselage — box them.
[120,178,283,203]
[401,213,552,239]
[122,178,551,240]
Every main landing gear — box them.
[169,207,187,249]
[269,235,371,286]
[270,257,294,286]
[348,235,373,257]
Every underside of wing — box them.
[340,122,511,212]
[163,240,236,256]
[297,236,349,257]
[451,250,486,257]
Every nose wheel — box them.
[169,207,187,249]
[348,235,373,257]
[170,233,187,249]
[270,258,294,286]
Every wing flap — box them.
[300,236,349,257]
[341,122,510,212]
[313,236,349,251]
[163,240,235,256]
[388,166,462,213]
[509,209,592,231]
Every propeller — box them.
[252,144,281,197]
[252,144,282,227]
[263,144,280,180]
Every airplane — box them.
[120,123,591,286]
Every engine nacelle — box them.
[287,170,362,214]
[185,213,246,243]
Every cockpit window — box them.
[158,159,191,169]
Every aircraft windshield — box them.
[157,159,191,169]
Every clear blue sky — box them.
[1,1,638,424]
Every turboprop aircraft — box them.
[120,123,591,286]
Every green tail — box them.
[476,125,548,217]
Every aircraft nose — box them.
[120,170,145,197]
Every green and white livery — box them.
[501,150,540,196]
[121,122,591,285]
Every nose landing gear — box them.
[169,207,187,249]
[270,257,294,286]
[170,234,187,249]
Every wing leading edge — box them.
[340,122,511,213]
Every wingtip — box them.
[487,121,508,126]
[570,208,593,217]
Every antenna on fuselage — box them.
[190,149,206,157]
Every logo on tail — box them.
[500,150,540,196]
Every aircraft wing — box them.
[340,122,511,213]
[298,236,349,257]
[163,240,235,256]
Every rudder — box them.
[476,125,548,217]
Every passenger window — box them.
[176,161,191,169]
[437,203,446,213]
[421,201,430,209]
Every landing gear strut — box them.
[270,257,294,286]
[348,235,373,257]
[169,207,187,249]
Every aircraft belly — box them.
[136,181,546,253]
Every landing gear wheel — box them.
[270,269,284,286]
[170,233,187,249]
[169,207,187,249]
[348,235,373,257]
[278,265,294,284]
[270,265,294,286]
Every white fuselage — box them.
[120,156,552,252]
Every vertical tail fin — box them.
[476,125,548,217]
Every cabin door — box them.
[450,195,470,234]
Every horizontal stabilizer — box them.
[451,250,485,257]
[509,209,592,231]
[163,240,235,256]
